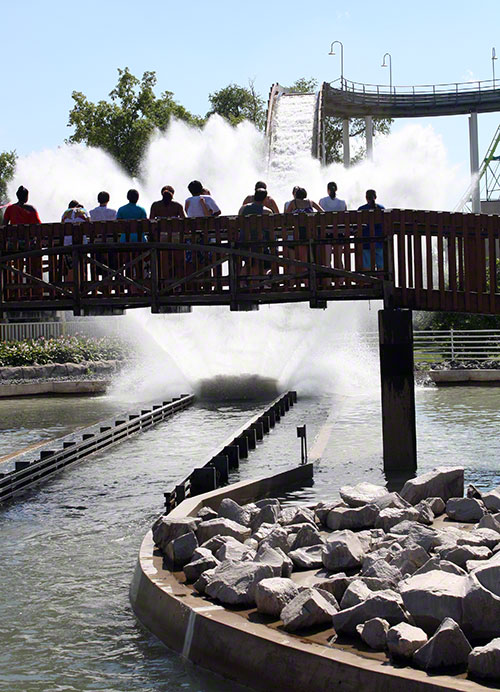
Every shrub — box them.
[0,335,130,367]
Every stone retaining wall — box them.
[0,360,123,381]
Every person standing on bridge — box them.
[3,186,41,225]
[150,186,185,220]
[150,186,185,281]
[319,182,347,273]
[184,180,221,218]
[242,182,279,214]
[89,191,117,222]
[358,189,385,272]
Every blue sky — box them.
[3,0,500,175]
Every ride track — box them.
[1,209,500,316]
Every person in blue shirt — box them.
[358,189,385,271]
[117,189,147,241]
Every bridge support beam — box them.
[469,112,481,213]
[378,309,417,476]
[365,116,373,160]
[342,119,350,167]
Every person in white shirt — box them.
[319,181,347,211]
[89,191,117,221]
[184,180,221,218]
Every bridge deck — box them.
[0,210,499,315]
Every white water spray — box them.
[10,114,467,402]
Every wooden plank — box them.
[413,211,424,306]
[488,214,497,314]
[436,212,445,311]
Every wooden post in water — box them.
[378,309,417,474]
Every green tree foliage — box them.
[67,68,200,177]
[0,150,16,203]
[288,78,392,164]
[207,81,265,130]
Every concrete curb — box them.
[0,360,122,382]
[129,467,484,692]
[0,380,108,398]
[429,369,500,385]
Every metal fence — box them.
[1,322,500,362]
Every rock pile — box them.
[152,468,500,681]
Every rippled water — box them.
[1,387,500,691]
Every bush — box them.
[0,335,131,367]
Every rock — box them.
[339,482,388,508]
[199,535,233,553]
[252,504,280,531]
[400,570,468,631]
[426,497,446,516]
[478,513,500,534]
[446,497,486,523]
[413,558,467,577]
[254,577,299,617]
[375,507,420,532]
[215,539,256,562]
[197,518,251,544]
[439,545,491,568]
[244,537,259,551]
[281,588,338,632]
[165,531,198,569]
[468,638,500,681]
[372,492,411,511]
[389,545,429,576]
[414,501,434,525]
[356,617,389,650]
[399,523,442,552]
[314,502,339,526]
[462,554,500,638]
[290,524,324,550]
[218,497,253,527]
[259,527,291,554]
[332,590,409,635]
[204,560,274,605]
[255,545,292,577]
[326,504,378,531]
[340,580,373,609]
[457,528,500,549]
[361,560,402,588]
[255,498,280,509]
[197,506,218,521]
[193,566,218,594]
[357,529,385,553]
[289,545,324,570]
[312,574,350,603]
[322,530,365,572]
[184,551,220,582]
[280,505,316,527]
[152,516,199,553]
[482,486,500,512]
[387,623,428,658]
[413,617,471,670]
[400,467,464,505]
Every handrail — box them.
[334,76,500,96]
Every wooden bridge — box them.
[1,209,499,316]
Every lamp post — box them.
[382,52,393,94]
[493,47,497,88]
[329,41,344,88]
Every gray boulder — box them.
[152,516,199,553]
[281,588,338,632]
[446,497,486,523]
[193,566,218,593]
[165,531,198,569]
[215,538,256,562]
[457,527,500,549]
[439,545,491,568]
[414,501,435,525]
[199,535,232,553]
[290,524,324,550]
[482,486,500,513]
[413,617,471,670]
[413,558,466,577]
[389,545,429,576]
[361,559,402,588]
[400,570,468,631]
[312,574,350,603]
[332,590,409,635]
[387,623,428,658]
[326,504,378,531]
[255,545,292,577]
[426,497,446,516]
[254,577,299,617]
[375,507,420,532]
[218,497,253,527]
[251,522,277,543]
[259,527,292,554]
[289,545,324,570]
[462,555,500,638]
[197,517,251,544]
[280,505,316,527]
[478,513,500,534]
[340,580,372,610]
[197,506,218,521]
[468,638,500,681]
[400,467,464,505]
[252,504,280,531]
[255,498,280,510]
[183,549,219,582]
[204,560,274,605]
[356,617,389,650]
[373,492,411,511]
[322,530,365,572]
[339,482,388,508]
[400,523,442,552]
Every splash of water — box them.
[10,115,466,401]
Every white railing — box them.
[332,77,500,97]
[0,319,122,342]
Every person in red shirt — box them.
[3,186,41,225]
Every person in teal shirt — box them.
[117,189,147,241]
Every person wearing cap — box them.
[3,186,41,225]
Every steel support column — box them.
[469,112,480,213]
[342,118,350,167]
[365,116,373,160]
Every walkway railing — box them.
[333,77,500,98]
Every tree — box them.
[67,68,200,177]
[207,81,265,130]
[0,150,16,203]
[288,78,392,164]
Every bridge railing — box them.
[332,77,500,98]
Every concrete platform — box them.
[0,379,108,398]
[429,369,500,385]
[130,468,488,692]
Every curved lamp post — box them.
[381,52,393,94]
[329,41,344,88]
[493,47,497,88]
